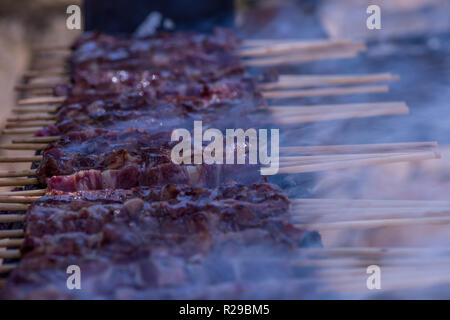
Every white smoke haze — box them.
[238,0,450,298]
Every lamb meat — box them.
[0,182,321,299]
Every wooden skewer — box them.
[280,151,419,161]
[0,214,26,222]
[2,127,45,135]
[243,49,361,67]
[291,203,450,213]
[280,142,438,155]
[183,146,430,165]
[290,257,450,268]
[241,39,314,47]
[0,144,48,151]
[264,85,389,99]
[279,73,398,82]
[272,104,408,121]
[290,198,450,208]
[290,258,379,268]
[17,76,68,85]
[0,169,37,178]
[279,152,416,164]
[290,207,450,223]
[296,205,450,215]
[12,136,59,144]
[0,239,24,248]
[0,196,40,203]
[17,96,65,106]
[15,81,58,88]
[22,69,69,78]
[28,64,68,73]
[260,73,398,90]
[299,216,450,231]
[32,44,71,52]
[12,106,58,113]
[240,40,363,57]
[317,264,450,284]
[0,230,24,238]
[279,153,427,170]
[0,189,45,196]
[31,53,69,60]
[274,106,408,124]
[7,115,56,122]
[0,156,42,163]
[5,121,55,129]
[31,53,69,61]
[0,178,40,187]
[241,38,359,47]
[15,84,55,91]
[0,264,17,273]
[298,247,450,258]
[15,89,53,95]
[32,51,68,58]
[269,102,407,115]
[278,151,440,174]
[32,57,70,66]
[0,250,21,259]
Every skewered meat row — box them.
[72,29,240,55]
[1,29,319,300]
[1,182,320,299]
[37,129,173,180]
[71,29,241,72]
[69,69,262,104]
[45,163,261,192]
[25,182,293,245]
[37,128,261,190]
[38,84,266,137]
[64,35,259,98]
[38,98,262,136]
[65,29,271,101]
